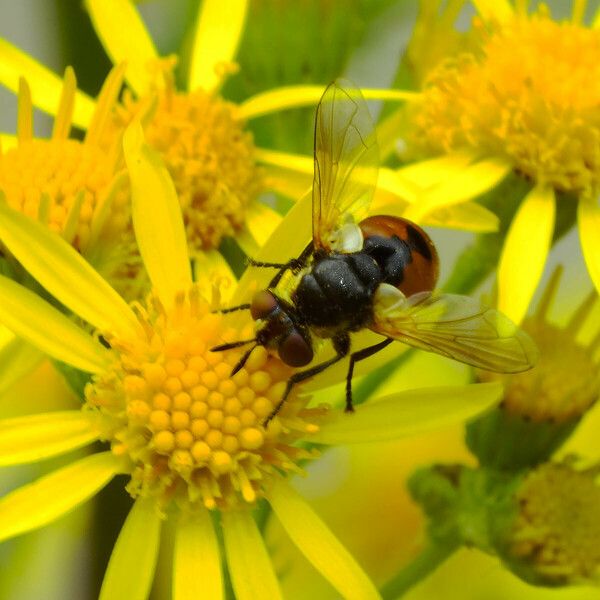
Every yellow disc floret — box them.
[508,461,600,584]
[0,139,129,252]
[410,9,600,195]
[108,69,263,252]
[86,286,323,511]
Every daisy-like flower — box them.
[0,122,501,599]
[467,266,600,470]
[0,66,141,296]
[0,0,412,259]
[385,0,600,324]
[0,65,143,396]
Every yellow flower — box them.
[467,266,600,469]
[480,267,600,423]
[0,0,411,258]
[388,1,600,324]
[0,66,144,298]
[0,122,501,599]
[501,460,600,586]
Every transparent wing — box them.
[313,80,379,251]
[371,287,539,373]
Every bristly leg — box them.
[213,303,251,314]
[264,334,350,426]
[247,258,293,269]
[344,339,393,412]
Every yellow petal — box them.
[264,165,312,202]
[472,0,514,22]
[254,148,312,175]
[578,194,600,296]
[0,274,111,373]
[221,510,282,600]
[0,411,99,466]
[0,133,17,153]
[235,229,261,259]
[267,480,380,600]
[84,0,159,96]
[188,0,248,92]
[375,107,406,161]
[123,121,192,307]
[422,201,500,233]
[245,200,282,247]
[0,332,43,395]
[173,510,222,600]
[0,201,140,339]
[17,77,33,142]
[375,168,420,204]
[593,4,600,28]
[403,158,512,223]
[85,63,127,147]
[498,184,555,325]
[0,451,117,544]
[397,151,475,187]
[86,170,129,255]
[239,86,417,120]
[0,37,95,128]
[52,66,76,140]
[99,498,161,600]
[193,250,237,304]
[310,382,502,444]
[572,0,587,24]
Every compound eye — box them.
[250,290,278,320]
[279,331,313,367]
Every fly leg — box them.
[247,242,314,289]
[344,339,393,412]
[264,334,350,426]
[213,303,251,314]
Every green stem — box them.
[380,538,460,599]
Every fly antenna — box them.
[210,338,256,352]
[231,343,259,376]
[209,339,260,376]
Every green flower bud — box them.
[467,269,600,470]
[492,460,600,586]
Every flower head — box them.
[0,121,502,598]
[0,66,141,297]
[99,57,264,252]
[396,1,600,324]
[467,268,600,469]
[481,267,600,423]
[88,286,324,510]
[410,7,600,195]
[499,460,600,586]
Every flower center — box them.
[480,317,600,423]
[0,139,129,251]
[510,462,600,584]
[410,10,600,194]
[109,82,263,253]
[86,287,322,510]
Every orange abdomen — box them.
[359,215,439,296]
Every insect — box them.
[212,80,538,424]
